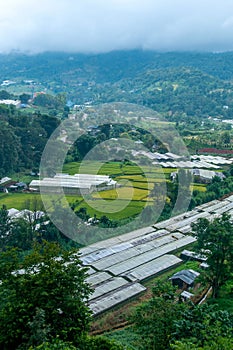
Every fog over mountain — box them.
[1,0,233,53]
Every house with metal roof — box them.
[169,269,200,289]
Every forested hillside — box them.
[1,50,233,118]
[0,105,60,176]
[2,50,233,82]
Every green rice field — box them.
[0,161,206,220]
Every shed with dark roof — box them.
[169,269,200,289]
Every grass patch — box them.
[117,175,167,183]
[63,161,124,176]
[191,184,207,192]
[0,192,84,211]
[92,187,149,201]
[63,161,175,177]
[75,199,146,220]
[0,193,43,210]
[105,327,140,350]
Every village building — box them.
[0,99,21,108]
[169,269,200,289]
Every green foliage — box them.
[192,213,233,298]
[0,241,92,349]
[171,303,233,349]
[33,93,65,110]
[20,93,31,104]
[29,338,77,349]
[0,205,35,251]
[0,203,78,252]
[0,105,60,175]
[190,175,233,209]
[30,336,126,350]
[0,89,13,99]
[106,327,140,350]
[0,120,20,175]
[131,281,186,350]
[130,279,233,350]
[3,51,233,117]
[171,337,233,350]
[79,336,126,350]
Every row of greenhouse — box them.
[81,194,233,315]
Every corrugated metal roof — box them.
[30,174,116,190]
[153,210,199,230]
[91,232,182,271]
[106,236,196,276]
[89,283,146,315]
[202,200,229,213]
[123,254,182,282]
[225,195,233,203]
[86,267,96,275]
[86,271,112,286]
[196,200,220,211]
[165,212,210,231]
[89,277,128,301]
[212,201,233,215]
[177,225,192,234]
[81,242,132,265]
[169,269,200,285]
[117,226,157,242]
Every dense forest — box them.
[0,104,60,176]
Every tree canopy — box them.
[0,242,92,349]
[191,213,233,298]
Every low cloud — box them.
[1,0,233,53]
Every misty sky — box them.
[1,0,233,53]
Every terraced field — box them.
[0,161,207,221]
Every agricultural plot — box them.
[74,199,147,220]
[0,161,207,222]
[0,193,43,210]
[92,187,149,201]
[63,161,174,178]
[0,192,84,211]
[80,194,233,316]
[191,184,207,192]
[63,161,124,176]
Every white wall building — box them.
[0,99,21,108]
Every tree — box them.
[220,131,231,146]
[0,205,12,246]
[74,134,96,159]
[19,93,31,104]
[0,241,92,349]
[171,303,233,349]
[33,93,65,110]
[0,121,20,176]
[171,337,233,350]
[0,90,12,99]
[31,336,126,350]
[191,213,233,298]
[131,281,186,350]
[79,336,126,350]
